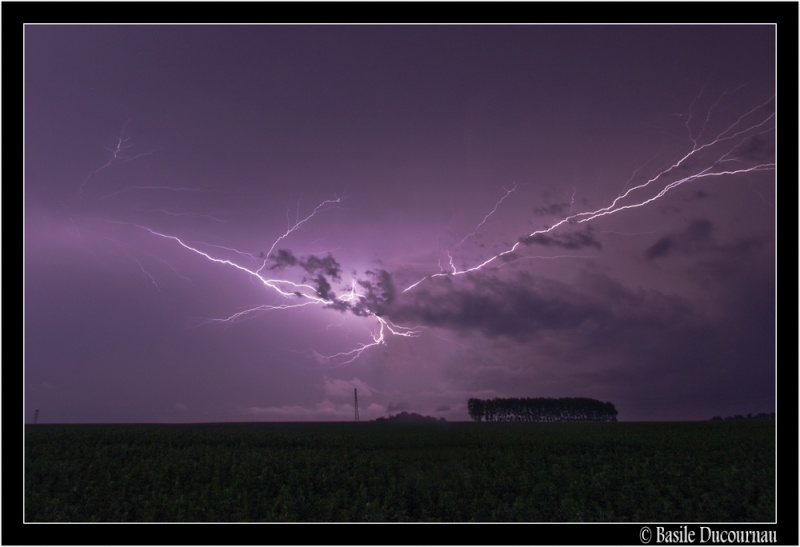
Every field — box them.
[24,421,775,522]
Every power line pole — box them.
[354,388,359,422]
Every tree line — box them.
[467,397,618,422]
[710,412,775,421]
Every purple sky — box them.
[24,25,776,423]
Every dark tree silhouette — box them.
[467,397,618,422]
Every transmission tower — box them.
[354,388,360,422]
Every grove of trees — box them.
[467,397,618,422]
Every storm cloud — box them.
[383,269,693,342]
[644,219,714,260]
[520,227,602,250]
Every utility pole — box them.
[354,388,359,422]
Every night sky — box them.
[24,25,776,423]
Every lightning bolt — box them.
[403,93,775,293]
[135,214,423,365]
[257,197,343,274]
[139,226,332,303]
[318,316,421,366]
[77,124,159,197]
[454,183,518,248]
[80,88,772,365]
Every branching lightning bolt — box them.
[454,183,518,248]
[317,317,421,366]
[136,205,423,364]
[257,197,343,273]
[140,226,332,303]
[403,94,774,293]
[84,89,772,365]
[77,124,158,197]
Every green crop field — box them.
[24,421,775,522]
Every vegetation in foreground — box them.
[25,421,774,522]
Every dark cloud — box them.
[644,219,713,260]
[268,250,342,280]
[520,227,602,250]
[644,219,766,264]
[268,249,298,269]
[312,274,334,300]
[350,269,396,317]
[385,269,693,342]
[301,254,342,280]
[266,250,344,301]
[644,236,674,259]
[735,133,775,162]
